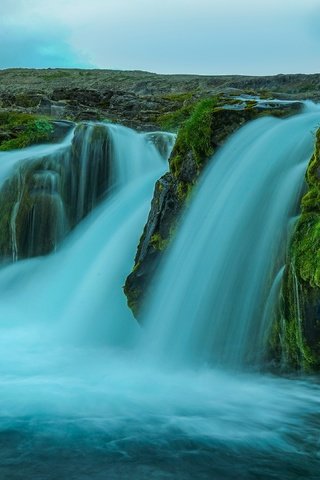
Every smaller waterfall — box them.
[142,107,320,369]
[0,123,170,348]
[0,131,74,260]
[0,122,173,262]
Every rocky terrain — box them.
[1,68,320,130]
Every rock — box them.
[271,129,320,371]
[144,132,176,159]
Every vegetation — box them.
[0,112,54,151]
[291,129,320,287]
[150,232,170,251]
[158,103,195,131]
[272,129,320,370]
[170,97,218,170]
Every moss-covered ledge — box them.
[0,111,59,151]
[270,129,320,371]
[124,97,302,319]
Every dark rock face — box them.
[124,101,303,319]
[124,173,182,317]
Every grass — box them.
[0,112,54,151]
[170,97,218,171]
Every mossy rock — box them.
[0,112,54,151]
[0,157,69,260]
[272,129,320,371]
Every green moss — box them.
[273,265,319,371]
[291,130,320,287]
[0,112,54,151]
[273,128,320,371]
[245,100,258,109]
[132,261,141,273]
[170,97,218,171]
[292,214,320,287]
[150,232,170,251]
[157,92,202,131]
[170,154,183,177]
[177,181,194,202]
[158,103,195,131]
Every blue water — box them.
[0,118,319,479]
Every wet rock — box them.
[271,129,320,371]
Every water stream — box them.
[0,115,319,479]
[143,110,320,368]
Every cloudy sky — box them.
[1,0,319,75]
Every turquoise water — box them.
[0,117,319,479]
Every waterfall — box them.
[0,123,170,346]
[0,114,320,480]
[142,107,320,368]
[0,122,173,261]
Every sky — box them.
[1,0,320,75]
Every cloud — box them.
[0,1,90,69]
[55,0,320,74]
[0,25,90,69]
[0,0,319,74]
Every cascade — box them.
[0,115,319,479]
[142,107,320,368]
[0,123,170,344]
[0,123,173,261]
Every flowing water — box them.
[0,115,319,479]
[143,109,320,368]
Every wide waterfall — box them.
[0,115,319,479]
[142,108,320,368]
